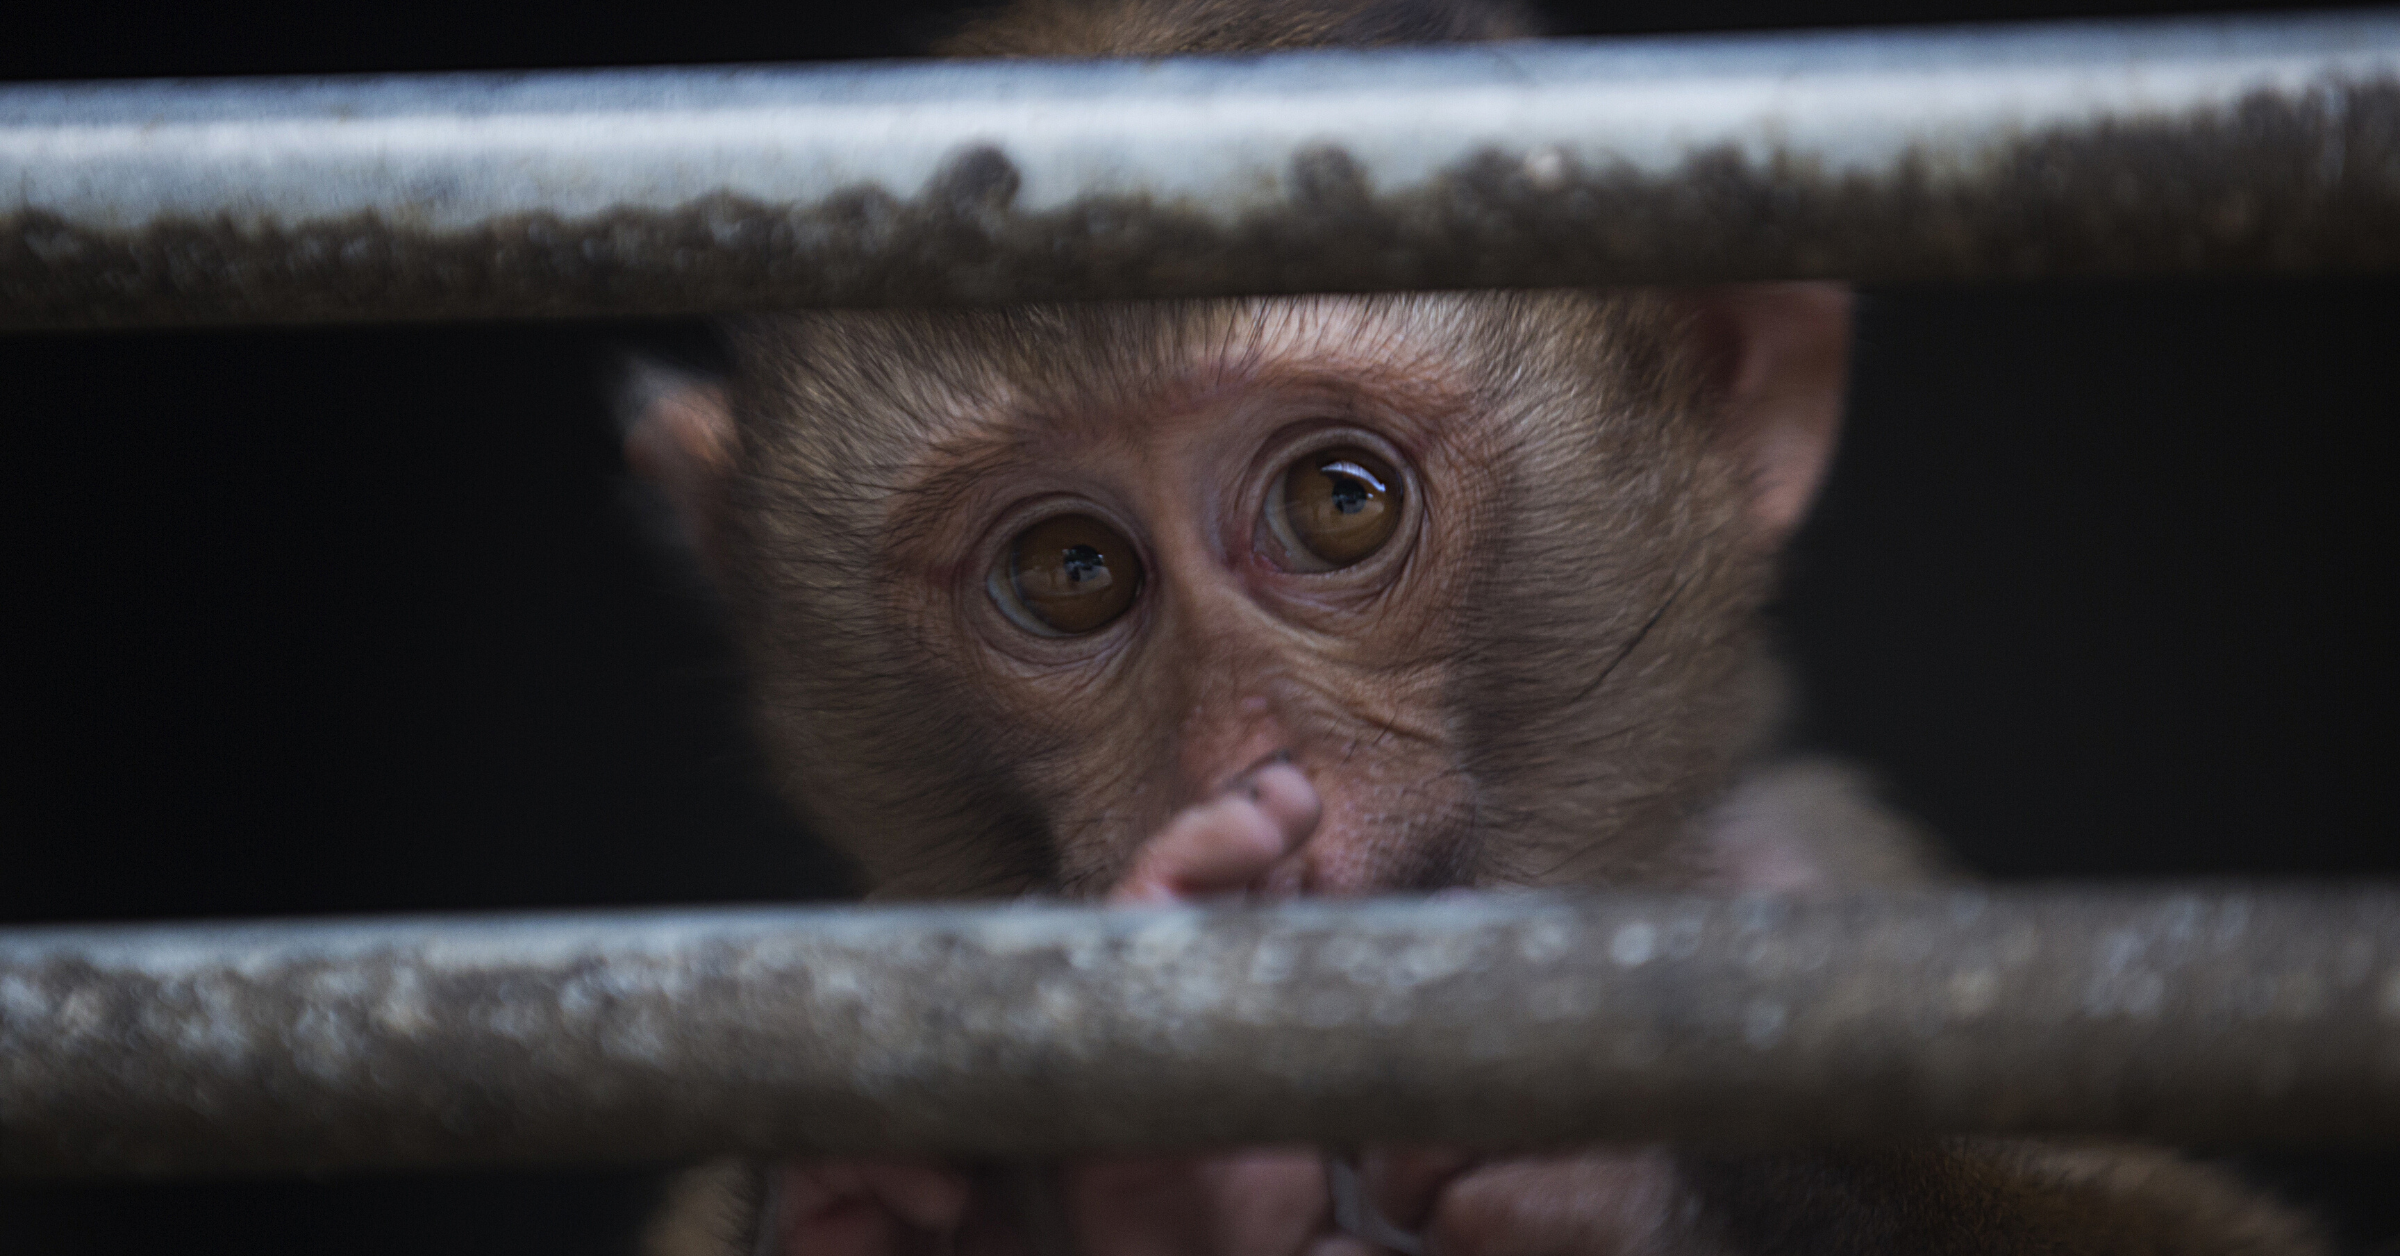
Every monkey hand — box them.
[1327,1148,1697,1256]
[1078,762,1694,1256]
[763,769,1698,1255]
[762,764,1329,1256]
[1054,767,1694,1256]
[1111,761,1322,903]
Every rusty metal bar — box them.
[2,887,2396,1178]
[4,11,2400,329]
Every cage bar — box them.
[3,9,2399,329]
[2,887,2395,1178]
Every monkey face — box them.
[840,308,1493,898]
[650,289,1847,901]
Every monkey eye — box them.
[1265,446,1405,570]
[992,512,1146,636]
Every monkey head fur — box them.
[638,286,1848,900]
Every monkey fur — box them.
[627,1,2331,1252]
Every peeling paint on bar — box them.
[3,11,2400,328]
[2,888,2397,1178]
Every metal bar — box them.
[2,887,2396,1178]
[4,12,2400,329]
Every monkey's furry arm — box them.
[1649,765,2329,1256]
[1675,1143,2325,1256]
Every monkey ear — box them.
[619,358,737,569]
[1681,283,1855,546]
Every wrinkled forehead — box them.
[998,297,1498,442]
[725,294,1676,519]
[744,295,1503,442]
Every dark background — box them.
[3,0,2395,1250]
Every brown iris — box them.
[1278,447,1403,568]
[1001,513,1144,634]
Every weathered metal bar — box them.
[4,11,2400,329]
[2,887,2396,1178]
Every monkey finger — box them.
[1113,764,1321,903]
[767,1172,915,1256]
[1415,1150,1682,1256]
[1237,761,1323,835]
[858,1162,976,1231]
[1355,1147,1477,1231]
[769,1196,915,1256]
[1059,1149,1327,1256]
[771,1162,975,1251]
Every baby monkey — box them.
[631,1,2329,1252]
